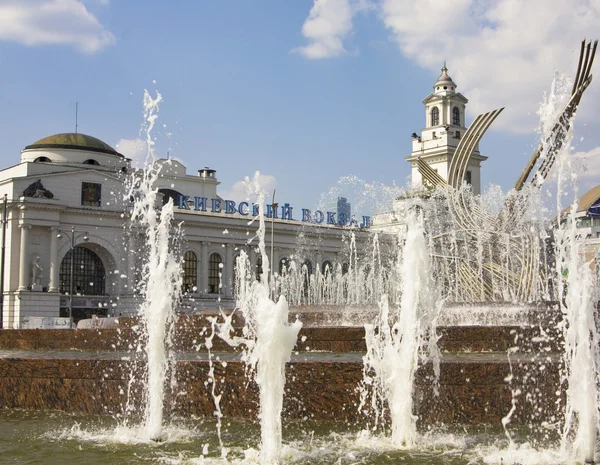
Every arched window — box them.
[453,107,460,126]
[279,257,289,275]
[322,260,333,276]
[183,251,197,292]
[34,156,51,163]
[83,159,100,166]
[208,253,222,294]
[342,263,349,275]
[59,247,105,295]
[158,188,182,207]
[431,107,439,126]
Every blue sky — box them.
[1,0,599,216]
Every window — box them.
[183,251,197,292]
[256,256,263,281]
[431,107,439,126]
[455,131,461,139]
[158,188,181,207]
[302,260,313,275]
[59,246,105,295]
[342,263,349,275]
[34,156,51,163]
[81,182,101,207]
[302,260,313,298]
[83,159,100,166]
[465,171,472,185]
[453,107,460,126]
[322,260,333,276]
[208,253,222,294]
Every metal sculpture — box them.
[416,39,597,302]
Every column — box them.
[200,242,209,294]
[18,224,31,291]
[225,243,233,297]
[48,226,59,292]
[127,233,136,293]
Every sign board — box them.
[21,316,71,329]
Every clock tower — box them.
[405,64,487,195]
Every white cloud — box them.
[0,0,115,53]
[115,138,148,168]
[293,0,369,59]
[573,146,600,179]
[219,174,278,203]
[379,0,600,133]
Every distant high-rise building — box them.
[324,196,351,223]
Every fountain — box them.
[360,211,441,448]
[124,89,185,441]
[0,39,598,465]
[215,173,303,464]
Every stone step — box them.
[0,324,563,353]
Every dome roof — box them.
[25,133,123,157]
[434,64,457,90]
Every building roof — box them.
[24,133,123,157]
[559,184,600,218]
[577,184,600,213]
[434,64,457,89]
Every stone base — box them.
[0,352,560,426]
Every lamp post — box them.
[57,226,89,328]
[270,190,277,291]
[0,194,7,329]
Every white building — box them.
[563,184,600,273]
[0,133,367,328]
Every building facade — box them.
[0,134,366,328]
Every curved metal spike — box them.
[456,109,504,186]
[417,156,447,188]
[447,114,485,188]
[572,39,586,95]
[448,108,504,188]
[515,39,596,191]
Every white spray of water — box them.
[559,208,600,463]
[126,89,183,441]
[536,73,600,463]
[217,172,302,464]
[360,211,440,447]
[204,315,228,459]
[486,72,600,465]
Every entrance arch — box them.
[59,246,106,295]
